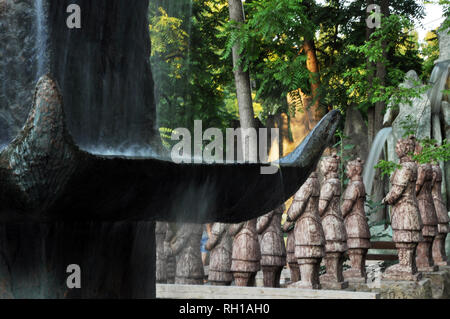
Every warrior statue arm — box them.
[341,184,357,218]
[318,182,333,217]
[341,199,353,218]
[228,222,244,237]
[205,224,224,251]
[282,220,294,232]
[415,165,425,195]
[431,167,437,188]
[383,184,405,205]
[257,212,274,234]
[171,227,189,255]
[287,187,311,221]
[205,232,220,251]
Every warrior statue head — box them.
[395,135,416,160]
[346,158,364,179]
[320,153,340,178]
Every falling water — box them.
[363,127,393,204]
[428,60,450,114]
[34,0,49,80]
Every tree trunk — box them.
[228,0,257,162]
[369,0,390,223]
[366,0,376,145]
[303,39,325,123]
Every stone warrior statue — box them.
[415,143,439,272]
[156,221,168,283]
[164,223,177,284]
[431,161,450,266]
[319,154,348,289]
[341,158,371,283]
[171,223,205,285]
[281,220,300,283]
[256,205,287,288]
[205,223,233,286]
[229,219,261,286]
[382,136,423,281]
[286,172,325,289]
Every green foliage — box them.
[421,30,440,81]
[374,160,401,178]
[221,0,319,117]
[150,0,236,138]
[148,0,430,151]
[413,138,450,164]
[343,14,425,115]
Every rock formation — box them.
[287,172,325,289]
[229,219,261,287]
[0,0,36,145]
[256,206,286,288]
[318,155,348,289]
[205,223,233,286]
[382,136,423,281]
[341,158,371,283]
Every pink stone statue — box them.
[282,220,300,283]
[431,162,450,266]
[382,136,423,281]
[286,172,325,289]
[256,205,287,287]
[205,222,233,286]
[341,158,371,283]
[156,221,168,283]
[415,144,439,272]
[229,219,261,286]
[171,223,205,285]
[164,222,177,284]
[319,155,349,289]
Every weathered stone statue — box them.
[415,144,439,272]
[205,222,233,286]
[382,136,423,281]
[171,223,204,285]
[319,155,348,289]
[164,223,177,284]
[287,172,325,289]
[156,221,168,283]
[282,220,300,283]
[256,205,287,287]
[341,158,371,283]
[431,162,450,266]
[229,219,261,286]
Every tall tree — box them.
[228,0,257,162]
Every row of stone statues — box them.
[382,136,449,281]
[155,136,449,288]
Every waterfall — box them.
[428,60,450,201]
[34,0,49,80]
[363,127,393,206]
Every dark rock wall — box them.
[0,0,36,145]
[48,0,158,149]
[0,0,158,298]
[0,222,156,298]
